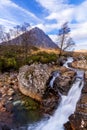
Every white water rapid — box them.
[49,72,60,88]
[28,57,84,130]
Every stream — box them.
[27,57,84,130]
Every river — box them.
[13,57,84,130]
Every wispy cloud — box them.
[36,0,87,50]
[0,0,41,28]
[0,0,87,50]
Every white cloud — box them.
[0,0,41,29]
[75,0,87,22]
[34,23,60,33]
[36,0,87,50]
[70,22,87,44]
[0,18,16,26]
[0,0,87,50]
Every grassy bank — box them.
[0,45,59,72]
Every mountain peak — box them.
[27,27,58,49]
[3,27,58,49]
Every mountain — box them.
[6,27,58,49]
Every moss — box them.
[20,95,39,110]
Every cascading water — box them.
[49,71,60,88]
[28,57,84,130]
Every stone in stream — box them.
[53,70,76,95]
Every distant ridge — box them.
[4,27,58,49]
[74,50,87,53]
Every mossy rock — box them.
[20,95,40,110]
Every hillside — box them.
[5,27,58,49]
[74,49,87,53]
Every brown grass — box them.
[31,47,60,54]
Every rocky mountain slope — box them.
[6,27,58,49]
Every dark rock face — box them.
[53,70,76,95]
[65,113,87,130]
[41,94,60,114]
[64,121,72,130]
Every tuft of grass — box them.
[27,51,58,64]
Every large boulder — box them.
[71,60,87,70]
[18,64,54,101]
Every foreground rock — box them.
[50,67,76,95]
[18,64,56,101]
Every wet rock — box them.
[57,56,67,66]
[69,114,86,130]
[64,121,72,130]
[18,64,54,101]
[42,94,60,114]
[53,70,76,95]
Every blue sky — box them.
[0,0,87,50]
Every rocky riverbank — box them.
[0,72,18,129]
[64,60,87,130]
[71,60,87,70]
[0,59,87,130]
[0,72,42,129]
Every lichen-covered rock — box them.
[18,64,53,101]
[71,60,87,70]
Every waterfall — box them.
[49,72,60,88]
[28,57,84,130]
[63,57,73,68]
